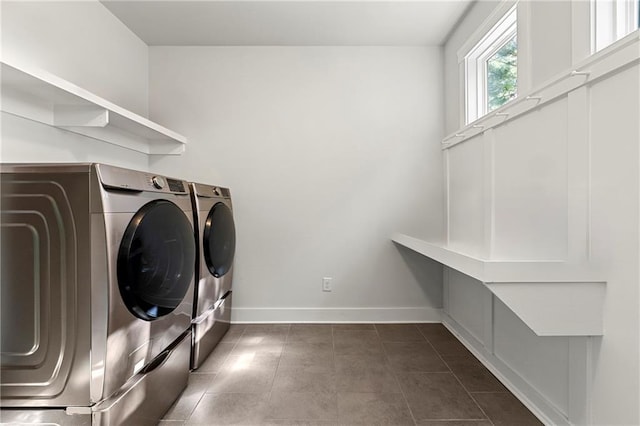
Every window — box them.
[592,0,640,52]
[464,5,518,124]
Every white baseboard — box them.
[442,314,570,426]
[231,307,442,323]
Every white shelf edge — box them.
[392,233,605,336]
[1,59,187,155]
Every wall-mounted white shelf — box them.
[1,60,187,155]
[392,233,606,337]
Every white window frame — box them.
[592,0,640,52]
[463,5,518,124]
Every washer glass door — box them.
[118,199,195,321]
[203,202,236,278]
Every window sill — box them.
[444,30,639,150]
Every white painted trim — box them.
[231,307,443,324]
[572,0,593,65]
[463,4,518,124]
[567,87,592,264]
[443,314,571,426]
[516,0,533,94]
[444,30,640,149]
[392,234,605,283]
[392,234,606,336]
[568,337,593,424]
[482,129,496,259]
[592,0,640,52]
[457,0,519,63]
[444,149,451,246]
[482,289,494,353]
[484,281,605,336]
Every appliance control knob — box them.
[152,176,165,189]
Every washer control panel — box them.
[151,176,165,189]
[166,178,186,193]
[97,164,188,194]
[146,175,186,193]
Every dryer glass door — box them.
[118,200,195,321]
[203,202,236,278]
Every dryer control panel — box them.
[191,182,231,199]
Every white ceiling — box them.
[101,1,474,46]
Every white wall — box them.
[0,1,150,168]
[442,1,640,425]
[149,46,445,322]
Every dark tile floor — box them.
[160,323,542,425]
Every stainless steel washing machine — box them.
[189,182,235,370]
[0,163,195,425]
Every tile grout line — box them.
[378,324,420,426]
[183,324,248,424]
[263,323,292,423]
[418,325,496,426]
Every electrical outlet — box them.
[322,277,332,292]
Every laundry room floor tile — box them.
[417,323,472,357]
[337,392,414,425]
[333,330,384,356]
[335,354,400,393]
[267,391,338,421]
[220,324,247,343]
[185,392,270,425]
[383,341,449,373]
[441,353,508,393]
[163,373,215,420]
[208,353,279,393]
[470,392,544,425]
[288,324,333,343]
[397,372,487,421]
[415,421,493,426]
[163,323,542,425]
[331,323,376,331]
[278,346,335,372]
[271,368,337,393]
[375,323,426,342]
[193,342,235,374]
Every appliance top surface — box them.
[0,163,190,195]
[189,182,231,199]
[0,162,94,173]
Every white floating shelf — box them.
[1,60,187,155]
[392,233,606,337]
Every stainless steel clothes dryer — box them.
[189,182,235,370]
[0,163,195,425]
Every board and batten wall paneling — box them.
[588,64,640,426]
[445,268,487,344]
[148,46,445,322]
[491,99,569,261]
[441,55,640,426]
[0,0,150,168]
[527,1,573,89]
[443,1,640,423]
[493,299,571,417]
[447,135,486,257]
